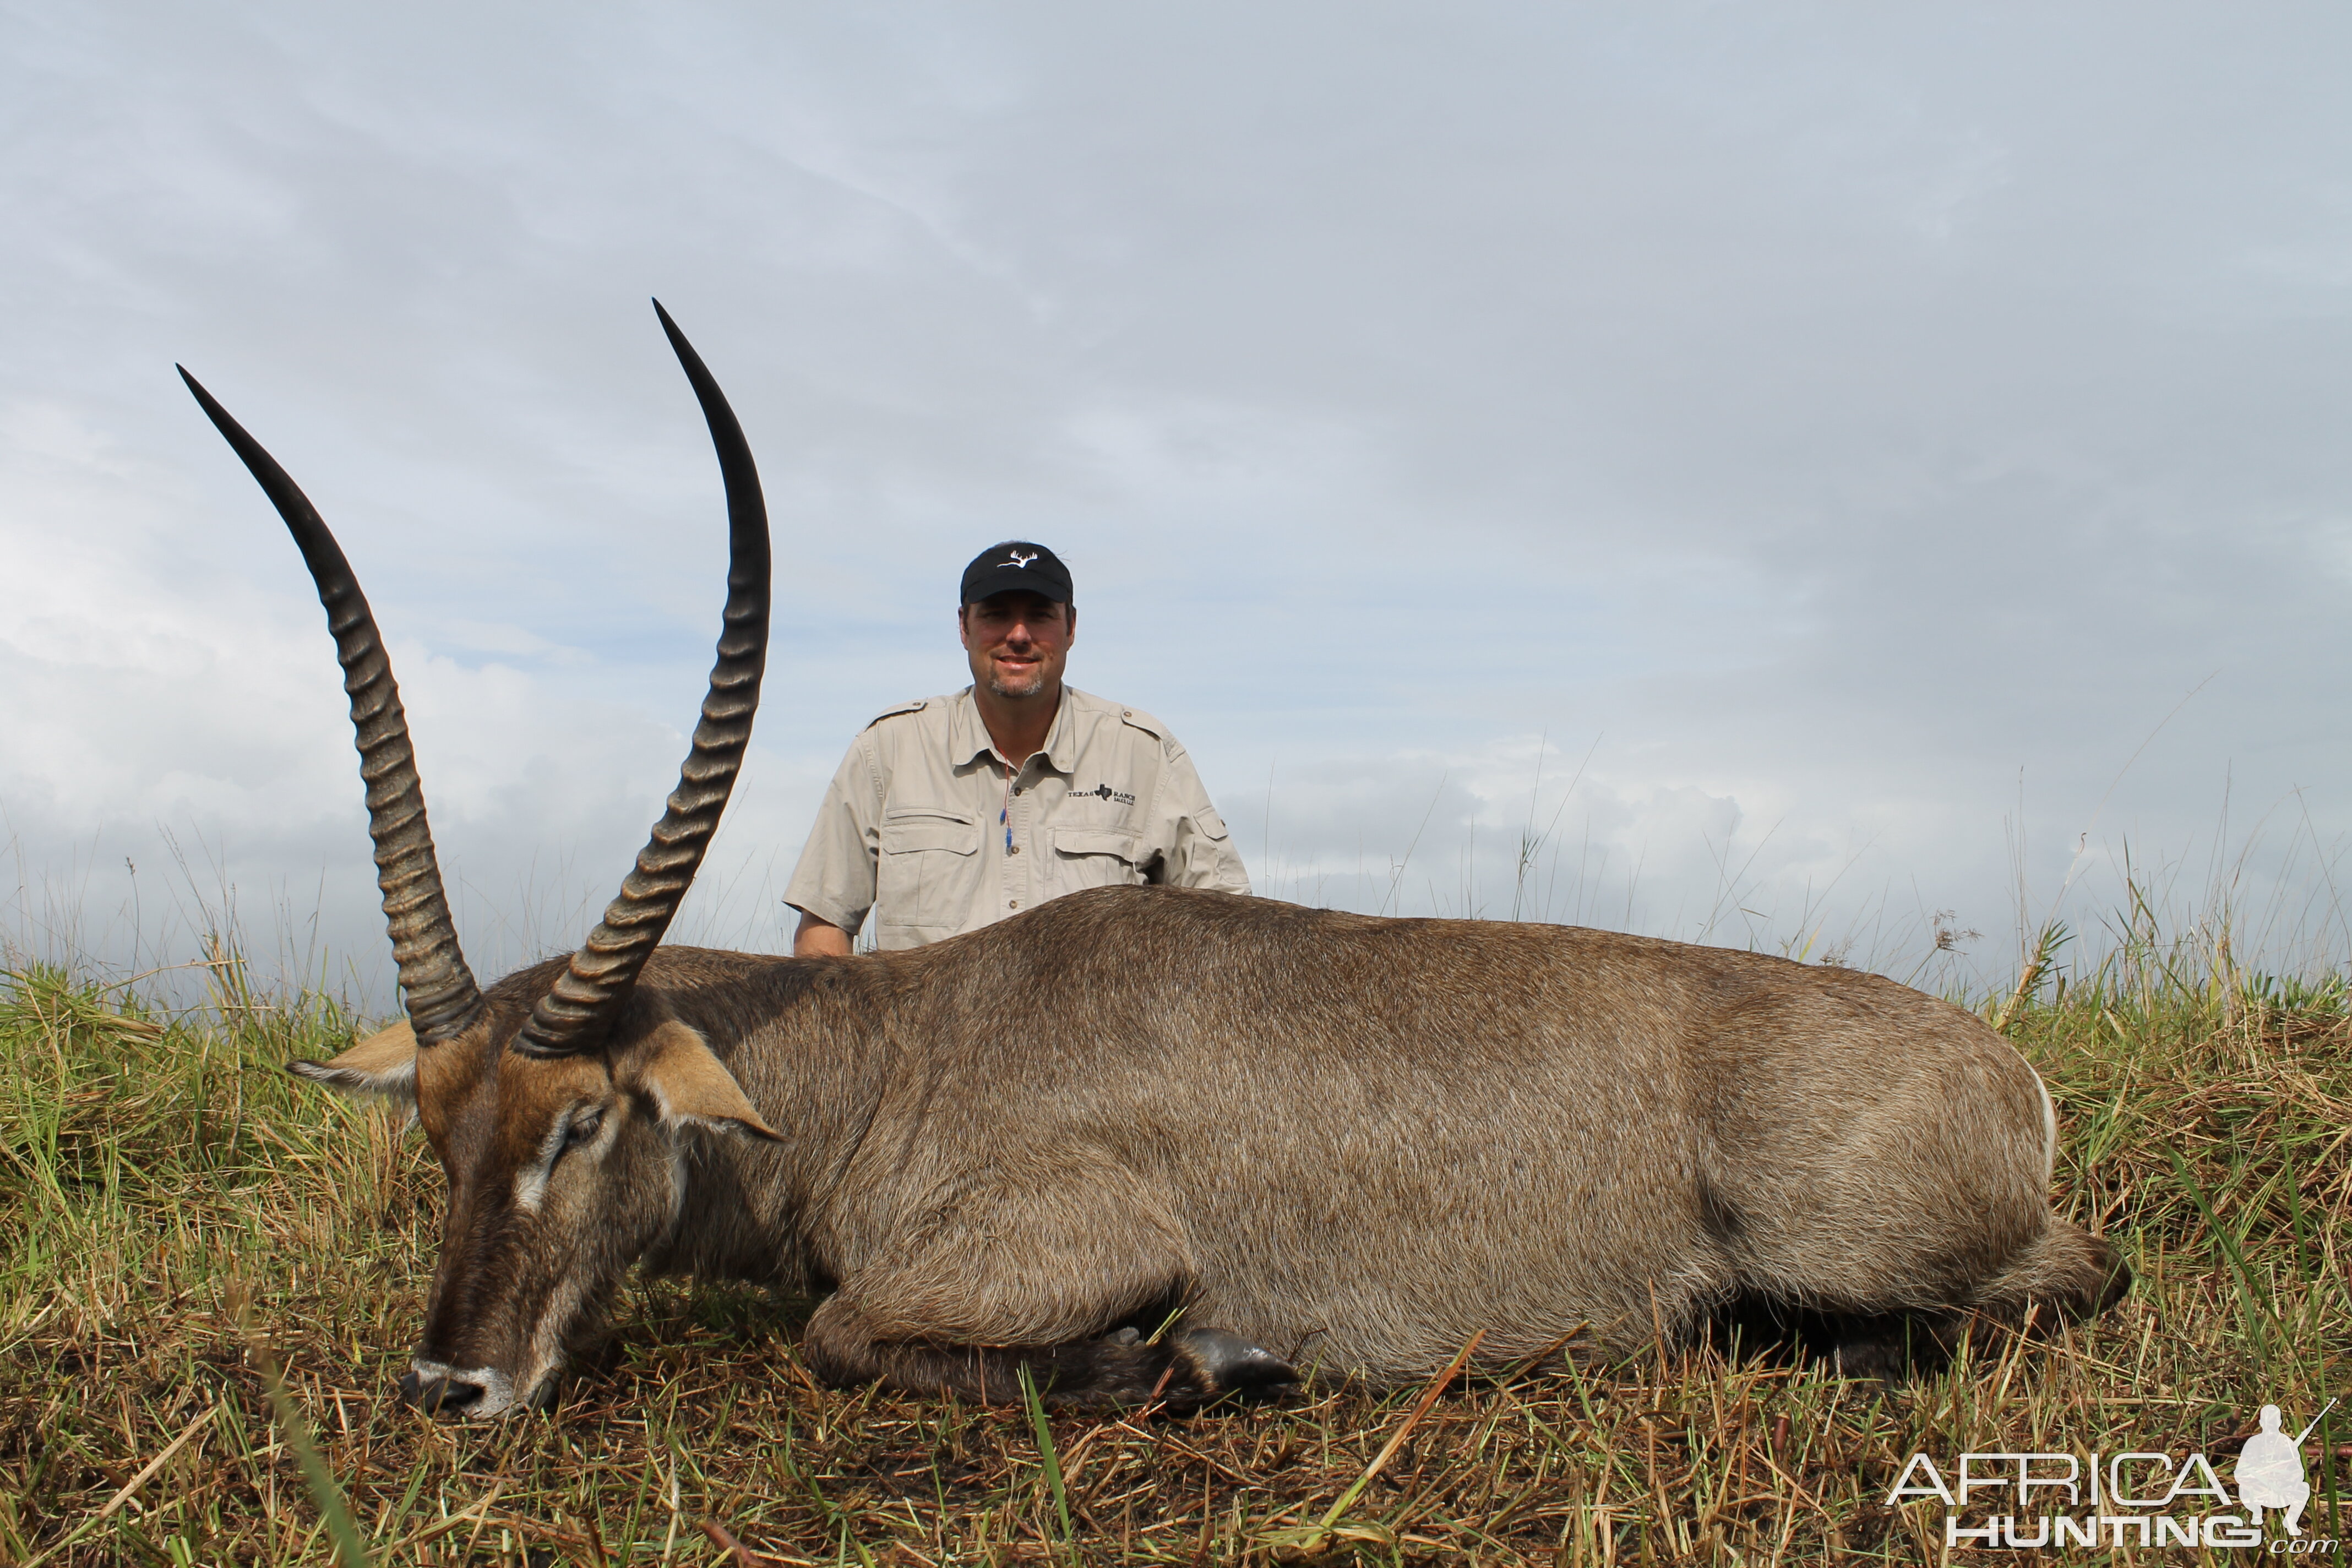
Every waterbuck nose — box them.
[398,1367,485,1415]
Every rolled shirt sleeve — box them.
[1146,739,1253,895]
[782,735,883,934]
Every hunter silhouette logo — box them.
[2239,1400,2333,1538]
[1886,1396,2340,1550]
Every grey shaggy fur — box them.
[302,884,2124,1417]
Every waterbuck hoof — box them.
[1175,1329,1298,1393]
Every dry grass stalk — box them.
[1,920,2346,1563]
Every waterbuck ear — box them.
[634,1021,783,1140]
[289,1020,418,1104]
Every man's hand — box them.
[793,910,854,958]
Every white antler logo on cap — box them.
[1003,549,1039,569]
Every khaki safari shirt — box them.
[784,685,1251,949]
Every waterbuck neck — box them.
[638,952,896,1283]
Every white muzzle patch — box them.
[409,1358,521,1419]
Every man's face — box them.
[959,591,1074,700]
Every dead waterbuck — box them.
[180,304,2125,1418]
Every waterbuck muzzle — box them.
[185,301,772,1415]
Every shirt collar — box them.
[1042,688,1078,774]
[948,685,1078,774]
[948,688,994,767]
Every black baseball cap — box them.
[961,541,1074,607]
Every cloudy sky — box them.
[6,4,2350,1002]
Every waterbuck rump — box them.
[181,304,2125,1418]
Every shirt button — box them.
[1008,899,1019,909]
[1008,844,1021,855]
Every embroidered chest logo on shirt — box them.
[1083,783,1136,805]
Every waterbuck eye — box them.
[565,1108,603,1145]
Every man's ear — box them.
[634,1021,783,1140]
[288,1020,418,1107]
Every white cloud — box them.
[5,3,2351,1005]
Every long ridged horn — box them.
[511,301,770,1057]
[178,366,485,1044]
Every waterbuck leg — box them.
[802,1297,1294,1411]
[798,1151,1294,1409]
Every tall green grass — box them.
[1,901,2345,1563]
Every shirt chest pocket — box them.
[1049,826,1146,894]
[877,809,980,929]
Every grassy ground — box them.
[1,928,2345,1565]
